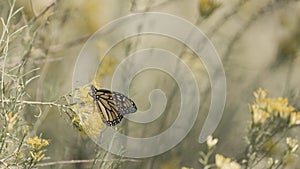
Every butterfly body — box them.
[90,85,137,126]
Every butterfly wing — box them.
[111,91,137,115]
[90,85,137,126]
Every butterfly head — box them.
[90,85,98,100]
[90,85,96,93]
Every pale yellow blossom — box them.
[215,154,241,169]
[5,112,18,131]
[279,106,294,119]
[253,88,268,99]
[255,98,268,109]
[26,136,49,162]
[206,135,218,149]
[251,88,296,123]
[252,108,270,124]
[181,167,194,169]
[286,137,299,153]
[289,112,300,126]
[71,85,105,139]
[27,136,49,150]
[267,158,279,167]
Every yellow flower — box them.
[267,100,275,114]
[23,125,30,134]
[206,135,218,149]
[181,167,194,169]
[14,150,21,159]
[251,89,295,122]
[289,112,300,127]
[5,112,18,131]
[253,88,268,99]
[82,111,104,139]
[27,136,49,151]
[71,115,86,135]
[267,158,279,167]
[286,137,299,153]
[215,154,241,169]
[270,97,291,118]
[252,108,270,124]
[255,98,268,109]
[74,85,93,103]
[215,154,230,167]
[279,106,294,119]
[278,97,288,106]
[230,162,242,169]
[27,136,49,162]
[198,0,221,18]
[72,85,104,137]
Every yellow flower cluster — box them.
[71,85,104,138]
[27,136,49,150]
[198,0,221,18]
[26,136,49,162]
[250,88,300,126]
[215,154,241,169]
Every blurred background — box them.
[1,0,300,168]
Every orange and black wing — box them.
[90,85,137,126]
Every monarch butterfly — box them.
[90,85,137,126]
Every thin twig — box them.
[207,0,250,38]
[36,159,139,167]
[48,35,91,53]
[223,0,290,63]
[250,129,288,168]
[1,0,16,109]
[31,1,56,23]
[130,0,177,12]
[0,160,11,169]
[0,99,75,108]
[29,0,37,17]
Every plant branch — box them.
[36,159,139,167]
[0,99,75,109]
[31,1,56,23]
